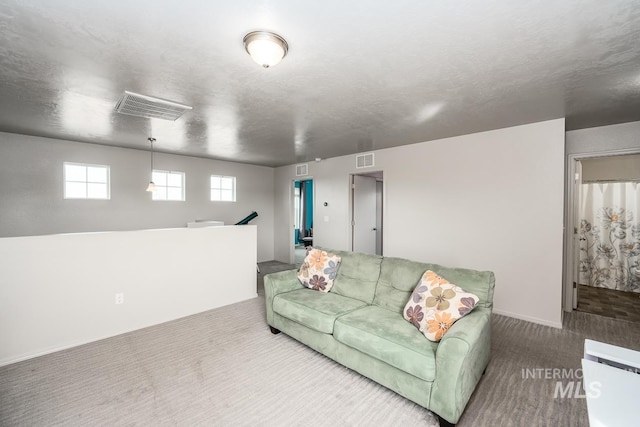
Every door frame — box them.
[349,171,384,255]
[563,148,640,312]
[289,176,314,265]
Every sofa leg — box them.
[437,415,455,427]
[269,326,281,335]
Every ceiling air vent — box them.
[115,91,193,121]
[356,153,375,169]
[295,163,309,176]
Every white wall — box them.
[274,119,566,327]
[0,132,274,261]
[274,166,295,262]
[0,226,257,365]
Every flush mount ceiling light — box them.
[146,137,156,192]
[243,31,288,68]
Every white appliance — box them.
[582,339,640,427]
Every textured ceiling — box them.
[1,0,639,167]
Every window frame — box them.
[210,175,236,202]
[151,169,186,201]
[63,162,111,200]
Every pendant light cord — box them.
[148,137,156,176]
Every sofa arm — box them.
[264,269,302,325]
[430,308,492,424]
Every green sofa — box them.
[264,250,495,426]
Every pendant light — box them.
[146,137,156,192]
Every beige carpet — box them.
[0,296,438,426]
[1,263,640,426]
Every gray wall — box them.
[0,132,275,261]
[275,119,566,327]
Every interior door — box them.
[352,175,377,254]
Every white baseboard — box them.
[493,309,563,329]
[0,333,122,367]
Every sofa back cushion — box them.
[322,249,382,304]
[374,257,495,314]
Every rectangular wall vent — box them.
[356,153,375,169]
[295,164,309,176]
[115,91,192,121]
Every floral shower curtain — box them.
[579,182,640,293]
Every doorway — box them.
[293,179,313,265]
[568,154,640,322]
[351,172,383,255]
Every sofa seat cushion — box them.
[334,306,438,382]
[273,289,368,334]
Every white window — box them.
[64,162,110,199]
[152,170,185,201]
[210,175,236,202]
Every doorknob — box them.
[372,228,377,231]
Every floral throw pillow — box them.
[403,270,479,342]
[297,248,341,292]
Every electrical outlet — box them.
[115,293,124,304]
